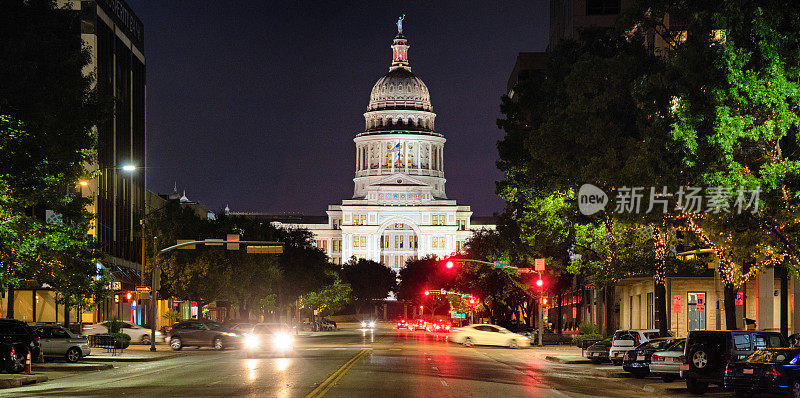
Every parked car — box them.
[724,348,800,397]
[450,324,530,348]
[0,318,41,361]
[622,338,680,378]
[82,321,164,345]
[650,338,687,382]
[609,329,662,365]
[321,319,337,331]
[242,323,294,358]
[32,325,90,363]
[167,320,241,350]
[681,330,787,394]
[585,338,613,364]
[498,320,536,338]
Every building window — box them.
[395,222,404,228]
[586,0,620,15]
[360,236,366,248]
[456,241,465,253]
[432,236,445,249]
[646,292,654,329]
[412,235,418,248]
[457,219,466,230]
[353,236,359,248]
[316,240,328,252]
[432,214,445,225]
[333,219,341,229]
[687,292,707,332]
[353,214,367,225]
[333,239,341,253]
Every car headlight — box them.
[369,321,375,328]
[223,332,237,337]
[361,321,367,328]
[155,331,162,336]
[272,332,293,351]
[245,334,260,349]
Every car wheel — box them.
[141,334,151,345]
[6,350,25,373]
[508,339,519,349]
[686,377,709,395]
[688,345,714,375]
[463,337,474,347]
[170,337,183,351]
[65,347,81,363]
[213,337,224,350]
[661,375,676,383]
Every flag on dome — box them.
[390,143,401,152]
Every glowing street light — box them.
[121,164,137,172]
[79,180,89,186]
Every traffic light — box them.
[126,291,133,300]
[535,278,544,288]
[542,298,548,305]
[469,298,475,305]
[424,290,430,296]
[445,260,454,269]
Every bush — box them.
[94,332,131,349]
[578,322,598,336]
[106,318,124,334]
[572,333,602,348]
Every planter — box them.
[89,334,131,349]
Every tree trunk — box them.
[724,283,738,330]
[556,293,562,334]
[654,282,667,336]
[64,302,70,327]
[6,286,14,319]
[604,286,615,337]
[781,265,788,339]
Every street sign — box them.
[177,239,196,250]
[110,281,122,291]
[246,245,284,254]
[493,261,509,268]
[205,239,224,246]
[696,294,705,312]
[736,291,744,305]
[226,234,240,250]
[534,258,545,271]
[516,268,534,273]
[673,295,681,313]
[135,286,151,293]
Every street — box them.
[7,325,732,398]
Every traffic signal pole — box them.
[149,238,283,351]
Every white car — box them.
[608,329,662,365]
[450,324,530,348]
[82,321,165,345]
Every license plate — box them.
[637,355,645,361]
[743,369,753,374]
[593,353,599,357]
[680,364,689,371]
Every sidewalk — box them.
[0,374,48,389]
[85,343,180,362]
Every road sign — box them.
[177,239,196,250]
[246,245,283,254]
[493,261,509,268]
[696,293,705,312]
[205,239,224,246]
[226,234,240,250]
[516,268,534,273]
[673,295,681,313]
[135,286,151,293]
[534,258,545,271]
[736,291,744,305]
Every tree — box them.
[299,273,352,317]
[342,258,396,315]
[0,0,111,319]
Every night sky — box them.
[129,1,549,216]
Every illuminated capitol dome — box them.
[239,17,495,272]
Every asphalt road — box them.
[6,326,734,398]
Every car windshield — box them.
[667,340,686,351]
[744,349,800,364]
[206,323,225,331]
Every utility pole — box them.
[150,236,158,352]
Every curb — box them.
[33,362,114,371]
[84,354,178,362]
[0,374,48,389]
[544,355,592,364]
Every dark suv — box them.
[167,320,241,350]
[0,319,41,373]
[682,330,786,394]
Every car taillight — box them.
[767,366,781,377]
[676,355,686,363]
[82,326,92,331]
[10,347,14,356]
[652,354,661,361]
[35,336,40,344]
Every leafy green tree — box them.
[342,258,396,315]
[299,273,352,317]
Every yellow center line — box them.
[305,349,369,398]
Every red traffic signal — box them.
[419,305,424,310]
[445,260,454,269]
[424,290,430,296]
[124,291,133,301]
[535,278,544,288]
[469,298,476,305]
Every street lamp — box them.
[121,164,137,172]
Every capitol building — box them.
[233,25,495,272]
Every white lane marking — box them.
[440,380,448,387]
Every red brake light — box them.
[767,366,781,377]
[677,355,686,363]
[10,347,14,355]
[652,354,661,361]
[82,326,92,330]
